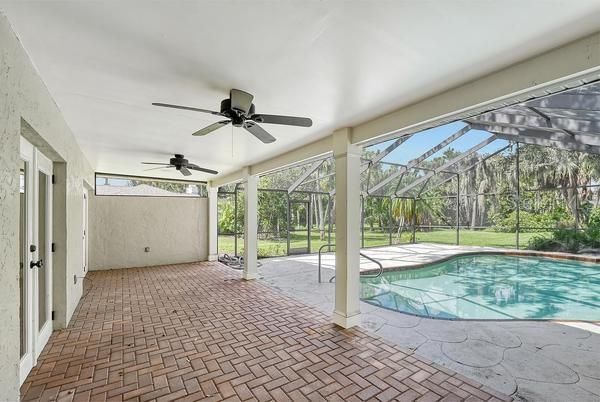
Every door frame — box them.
[19,137,34,383]
[83,188,88,272]
[19,137,53,384]
[34,149,53,360]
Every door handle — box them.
[30,259,44,269]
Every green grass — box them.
[415,228,548,248]
[218,228,551,258]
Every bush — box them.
[528,215,600,253]
[491,209,572,232]
[527,235,561,251]
[583,207,600,248]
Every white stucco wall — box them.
[88,195,208,270]
[0,13,94,399]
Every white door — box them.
[19,137,53,384]
[83,190,88,272]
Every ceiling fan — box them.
[142,154,218,177]
[152,89,312,144]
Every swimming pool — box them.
[360,254,600,320]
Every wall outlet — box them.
[144,247,150,252]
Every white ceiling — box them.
[2,1,600,181]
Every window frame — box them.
[94,172,208,198]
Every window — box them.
[95,173,207,197]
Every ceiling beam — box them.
[396,136,496,196]
[526,93,600,111]
[490,131,600,154]
[367,125,471,194]
[468,111,600,137]
[469,121,600,147]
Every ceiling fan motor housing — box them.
[170,154,188,168]
[220,98,255,126]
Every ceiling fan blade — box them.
[141,162,172,165]
[251,114,312,127]
[187,163,219,175]
[243,121,276,144]
[144,165,175,171]
[192,120,231,136]
[152,102,222,116]
[179,166,192,176]
[230,89,254,114]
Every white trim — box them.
[34,150,53,361]
[19,137,34,385]
[332,311,361,329]
[83,189,89,273]
[19,138,54,384]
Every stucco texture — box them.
[89,195,208,270]
[0,13,94,399]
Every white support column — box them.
[332,128,362,328]
[207,183,219,261]
[243,169,258,280]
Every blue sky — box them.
[366,121,509,165]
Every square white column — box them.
[332,128,362,328]
[243,170,258,280]
[207,183,218,261]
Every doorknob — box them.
[30,259,43,269]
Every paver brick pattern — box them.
[21,262,511,401]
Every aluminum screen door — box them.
[287,199,311,255]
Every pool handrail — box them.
[318,243,336,283]
[317,243,384,282]
[359,252,384,279]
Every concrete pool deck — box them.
[258,244,600,402]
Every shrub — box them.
[528,225,593,253]
[527,235,561,251]
[490,209,572,232]
[583,207,600,248]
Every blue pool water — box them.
[360,254,600,320]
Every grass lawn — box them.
[416,229,548,249]
[218,228,551,258]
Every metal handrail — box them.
[318,243,335,283]
[317,243,384,283]
[358,252,384,279]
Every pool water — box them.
[360,254,600,320]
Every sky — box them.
[366,121,509,165]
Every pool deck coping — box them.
[359,247,600,275]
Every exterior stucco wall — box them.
[0,13,94,399]
[88,195,208,270]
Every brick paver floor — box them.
[21,262,512,401]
